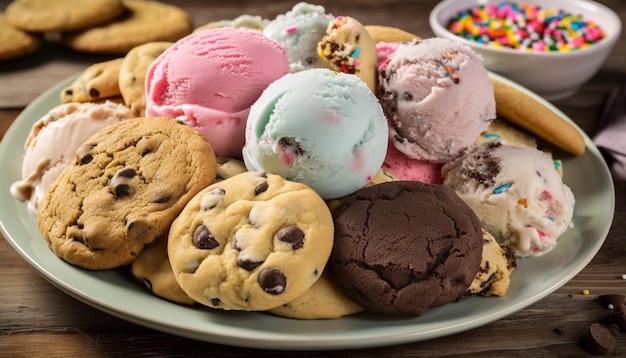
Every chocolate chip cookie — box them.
[130,234,196,305]
[61,0,192,54]
[268,271,363,319]
[60,58,124,104]
[0,12,40,61]
[119,41,172,116]
[38,117,217,270]
[168,171,334,311]
[5,0,124,33]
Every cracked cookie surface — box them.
[37,117,217,270]
[168,171,334,311]
[328,181,483,316]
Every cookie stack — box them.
[0,0,192,61]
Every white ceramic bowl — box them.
[429,0,622,100]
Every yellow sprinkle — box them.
[582,289,590,295]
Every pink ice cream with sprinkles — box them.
[243,68,388,199]
[377,37,496,163]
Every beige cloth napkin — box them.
[593,84,626,181]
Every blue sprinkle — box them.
[483,133,501,139]
[494,183,512,194]
[350,47,360,58]
[553,160,562,167]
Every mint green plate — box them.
[0,73,615,350]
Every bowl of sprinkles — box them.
[430,0,621,100]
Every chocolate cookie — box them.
[38,117,217,270]
[168,171,334,311]
[329,181,483,316]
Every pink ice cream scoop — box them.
[145,27,290,158]
[378,38,496,163]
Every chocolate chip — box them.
[210,298,221,307]
[136,135,160,156]
[275,225,305,250]
[255,182,268,196]
[152,195,171,204]
[76,143,96,164]
[201,188,226,210]
[115,184,132,197]
[111,168,137,198]
[586,323,615,355]
[554,325,569,335]
[125,218,150,237]
[278,137,304,155]
[64,89,73,96]
[80,154,93,164]
[193,225,219,250]
[151,186,173,204]
[258,267,286,295]
[118,168,136,178]
[89,88,100,98]
[237,258,263,271]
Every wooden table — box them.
[1,1,625,356]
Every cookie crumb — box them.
[554,325,569,335]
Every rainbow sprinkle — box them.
[494,183,512,194]
[446,1,607,52]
